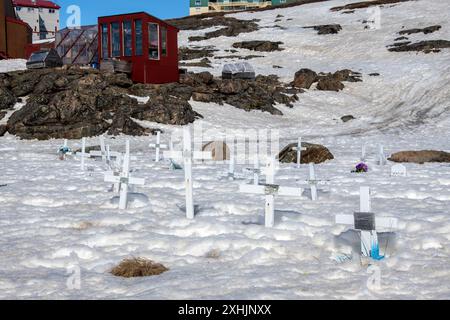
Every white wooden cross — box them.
[305,162,328,201]
[149,131,168,162]
[391,164,407,177]
[104,142,145,210]
[378,144,386,166]
[293,137,307,168]
[76,137,91,171]
[361,143,367,162]
[335,186,398,260]
[90,136,121,164]
[240,157,304,228]
[163,127,212,219]
[243,153,261,185]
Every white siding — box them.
[14,6,60,42]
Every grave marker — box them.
[90,136,121,164]
[305,162,329,201]
[391,164,406,177]
[149,131,168,162]
[335,186,398,260]
[76,137,91,171]
[293,137,307,168]
[378,144,386,166]
[240,157,303,228]
[163,127,212,219]
[104,141,145,210]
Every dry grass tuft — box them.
[111,258,169,278]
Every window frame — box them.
[122,20,132,57]
[148,22,160,61]
[110,22,121,58]
[134,19,143,56]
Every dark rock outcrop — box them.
[232,41,284,52]
[179,47,217,61]
[331,0,411,12]
[399,25,441,35]
[317,77,345,91]
[0,125,6,136]
[292,68,362,91]
[0,86,17,110]
[278,142,334,164]
[388,151,450,164]
[2,67,199,140]
[304,24,342,35]
[388,40,450,53]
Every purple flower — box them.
[355,162,368,173]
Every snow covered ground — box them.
[1,0,449,299]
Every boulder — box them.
[0,87,16,110]
[202,141,230,161]
[316,77,345,91]
[332,69,362,82]
[0,124,6,136]
[293,69,318,89]
[278,142,334,164]
[107,112,155,136]
[388,150,450,164]
[132,98,201,125]
[232,41,284,52]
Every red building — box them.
[1,0,32,59]
[98,12,179,84]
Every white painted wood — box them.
[361,144,366,162]
[335,186,398,258]
[149,131,168,162]
[309,163,318,201]
[163,127,212,219]
[104,144,145,210]
[391,164,407,177]
[378,144,386,166]
[240,158,303,228]
[292,137,307,168]
[75,137,91,171]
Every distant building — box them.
[189,0,298,15]
[0,0,32,59]
[98,12,179,84]
[12,0,60,42]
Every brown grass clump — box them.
[111,258,169,278]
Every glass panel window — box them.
[161,27,167,56]
[101,24,109,59]
[111,22,120,57]
[148,23,159,60]
[135,20,143,56]
[123,21,132,56]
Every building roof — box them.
[12,0,61,10]
[98,12,179,31]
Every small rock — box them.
[232,41,284,52]
[341,115,355,122]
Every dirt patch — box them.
[331,0,412,12]
[111,258,169,278]
[214,55,265,60]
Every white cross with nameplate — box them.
[240,157,304,228]
[292,137,307,168]
[149,131,168,162]
[104,141,145,210]
[335,186,398,260]
[163,127,212,219]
